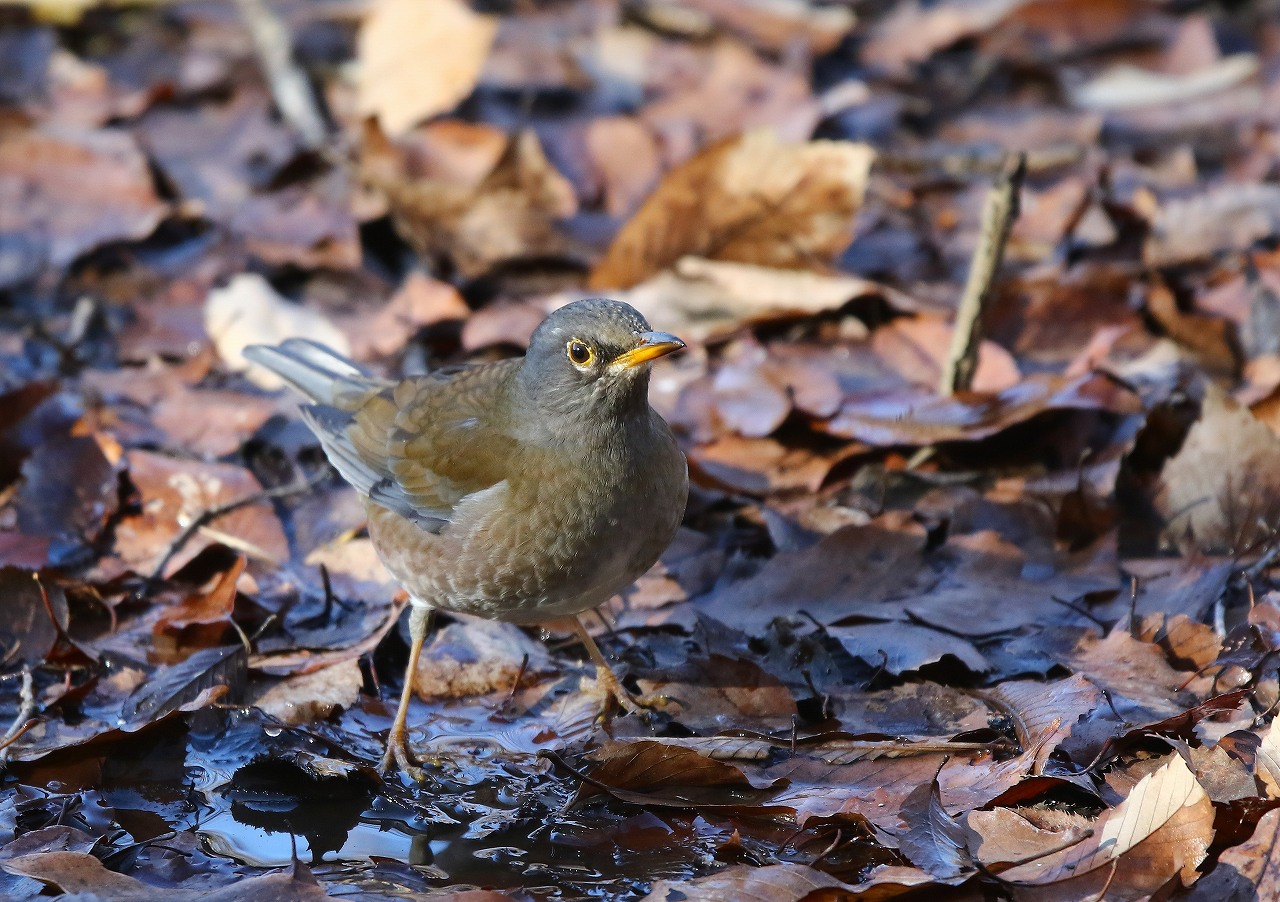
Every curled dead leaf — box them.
[590,130,874,290]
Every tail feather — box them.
[243,339,385,408]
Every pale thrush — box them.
[245,299,688,777]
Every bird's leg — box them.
[571,615,669,719]
[380,603,433,781]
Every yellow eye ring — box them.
[566,339,595,367]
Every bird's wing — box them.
[306,359,522,532]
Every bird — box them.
[244,299,688,778]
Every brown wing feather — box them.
[341,359,522,527]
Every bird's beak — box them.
[610,331,686,369]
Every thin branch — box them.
[939,152,1026,396]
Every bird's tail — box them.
[242,339,387,410]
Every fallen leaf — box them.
[578,740,783,808]
[371,128,577,278]
[1204,806,1280,896]
[1071,53,1258,112]
[0,568,68,667]
[0,121,166,268]
[414,617,552,701]
[638,39,825,148]
[863,0,1029,74]
[114,450,290,576]
[590,130,874,290]
[822,372,1139,447]
[636,655,798,733]
[120,645,245,726]
[153,554,245,652]
[1145,184,1280,267]
[621,256,907,341]
[357,0,498,136]
[643,863,851,902]
[1157,385,1280,554]
[683,0,855,55]
[341,272,470,360]
[898,767,974,879]
[1000,754,1214,899]
[982,676,1104,773]
[205,274,351,391]
[253,660,363,725]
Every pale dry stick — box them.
[233,0,328,150]
[939,152,1026,396]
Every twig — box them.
[150,470,327,580]
[939,152,1026,396]
[233,0,328,150]
[0,668,36,767]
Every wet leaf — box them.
[0,568,68,667]
[120,644,246,726]
[577,740,784,808]
[643,862,851,902]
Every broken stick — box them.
[939,152,1026,396]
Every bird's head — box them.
[517,298,685,424]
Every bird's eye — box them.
[566,339,595,367]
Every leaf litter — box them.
[2,0,1280,899]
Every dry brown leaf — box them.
[1145,184,1280,267]
[1144,281,1241,379]
[638,39,824,148]
[153,553,245,648]
[1254,717,1280,799]
[621,255,908,341]
[1071,53,1258,112]
[643,863,851,902]
[681,0,855,55]
[371,129,577,278]
[205,274,351,390]
[357,0,498,136]
[1062,628,1191,721]
[582,116,663,218]
[982,676,1104,773]
[579,740,783,808]
[822,372,1139,447]
[1208,806,1280,895]
[636,655,798,733]
[590,130,874,290]
[871,315,1021,393]
[340,272,471,360]
[414,617,552,701]
[1157,385,1280,554]
[114,451,290,576]
[252,660,363,725]
[0,121,166,268]
[767,751,948,830]
[151,387,279,458]
[863,0,1029,74]
[1001,754,1214,899]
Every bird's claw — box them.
[594,667,672,725]
[379,727,427,783]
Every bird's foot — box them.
[379,726,427,783]
[594,665,672,725]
